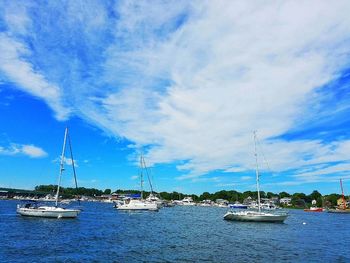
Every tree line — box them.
[33,185,347,207]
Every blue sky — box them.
[1,1,350,195]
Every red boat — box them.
[304,207,324,212]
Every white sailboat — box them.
[116,154,158,211]
[224,131,288,223]
[17,128,81,219]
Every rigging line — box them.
[56,127,68,207]
[139,154,144,199]
[142,155,154,194]
[149,166,158,197]
[67,128,80,206]
[256,134,273,177]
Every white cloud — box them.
[52,156,79,167]
[215,183,236,187]
[240,176,252,181]
[2,1,350,182]
[0,143,47,158]
[190,176,221,183]
[131,175,139,180]
[0,33,70,120]
[89,1,350,179]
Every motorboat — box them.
[327,208,350,213]
[304,207,324,212]
[181,196,196,206]
[146,193,163,208]
[17,128,81,219]
[229,202,248,209]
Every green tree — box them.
[309,190,322,207]
[104,189,111,195]
[278,191,290,198]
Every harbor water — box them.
[0,200,349,262]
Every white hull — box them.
[17,206,80,218]
[224,211,288,223]
[182,202,196,206]
[116,200,158,211]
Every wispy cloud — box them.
[240,176,252,181]
[0,33,70,120]
[51,156,79,167]
[1,1,350,184]
[130,175,139,180]
[0,143,47,158]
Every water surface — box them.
[0,200,349,262]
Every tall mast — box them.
[140,154,144,199]
[340,178,346,209]
[254,131,261,213]
[55,127,68,207]
[67,129,80,205]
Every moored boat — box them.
[327,179,350,214]
[224,210,288,222]
[116,198,158,211]
[17,128,81,219]
[17,203,80,218]
[304,207,324,212]
[229,203,248,209]
[181,196,196,206]
[223,131,288,223]
[327,208,350,213]
[115,154,159,211]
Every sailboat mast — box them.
[67,129,80,205]
[55,127,68,207]
[254,131,261,213]
[142,156,154,194]
[340,178,346,209]
[140,155,144,199]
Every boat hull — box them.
[229,205,248,209]
[327,209,350,213]
[116,200,158,211]
[17,207,80,218]
[181,203,196,206]
[223,211,288,223]
[304,208,324,212]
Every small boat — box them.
[304,207,324,212]
[181,196,196,206]
[224,131,288,223]
[327,208,350,213]
[229,203,248,209]
[17,128,81,219]
[304,200,324,212]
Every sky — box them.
[0,1,350,195]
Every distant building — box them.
[243,196,253,205]
[270,197,279,204]
[215,199,228,205]
[0,190,8,199]
[279,197,292,206]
